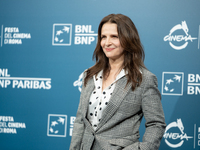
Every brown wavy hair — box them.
[84,14,146,91]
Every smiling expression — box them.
[101,23,124,62]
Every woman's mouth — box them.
[105,48,115,52]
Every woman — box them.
[70,14,166,150]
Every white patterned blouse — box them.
[87,69,126,130]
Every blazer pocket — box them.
[109,138,134,148]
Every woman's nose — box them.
[105,38,111,46]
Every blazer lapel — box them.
[96,76,132,132]
[81,77,95,118]
[80,77,96,133]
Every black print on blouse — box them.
[96,78,98,81]
[94,124,97,127]
[104,96,106,99]
[110,93,112,95]
[111,83,113,86]
[100,76,102,79]
[105,102,108,105]
[90,113,93,116]
[99,119,101,121]
[109,86,111,89]
[96,97,98,99]
[99,102,101,105]
[103,91,106,94]
[93,91,96,94]
[94,107,96,109]
[89,102,92,105]
[99,107,102,110]
[98,86,100,89]
[95,111,97,116]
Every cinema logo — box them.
[163,119,193,148]
[163,21,198,50]
[52,24,97,46]
[0,116,26,134]
[73,71,84,92]
[0,68,51,89]
[162,72,200,95]
[0,25,31,47]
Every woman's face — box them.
[100,23,124,62]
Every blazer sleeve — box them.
[69,71,87,150]
[124,74,166,150]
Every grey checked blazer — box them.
[70,68,166,150]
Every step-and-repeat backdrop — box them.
[0,1,200,149]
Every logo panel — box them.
[163,119,193,148]
[52,24,72,46]
[0,68,51,90]
[162,72,184,96]
[47,114,67,137]
[0,116,26,134]
[0,25,31,47]
[164,21,197,50]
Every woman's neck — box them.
[109,58,123,73]
[105,58,123,79]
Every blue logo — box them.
[52,24,72,46]
[162,72,184,96]
[47,114,67,137]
